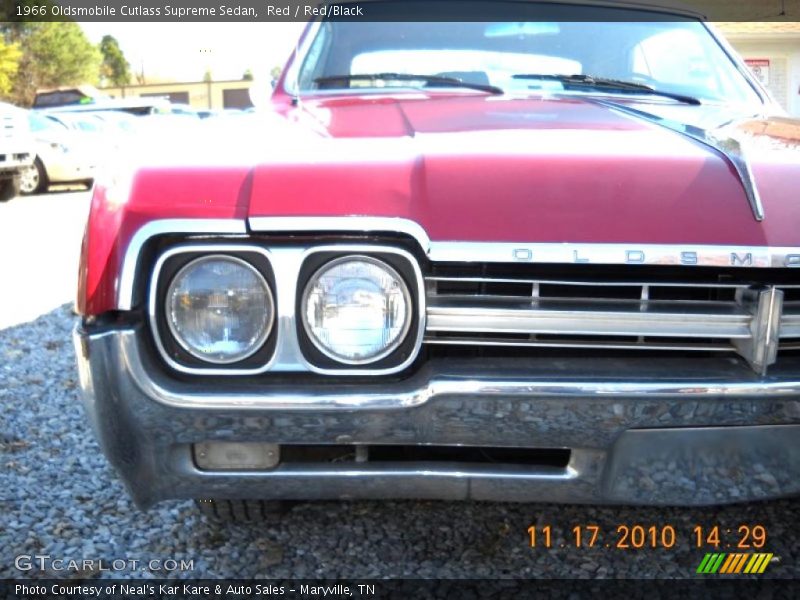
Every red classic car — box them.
[74,2,800,519]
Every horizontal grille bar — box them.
[426,276,755,289]
[424,274,795,374]
[427,298,752,339]
[424,336,735,353]
[782,303,800,338]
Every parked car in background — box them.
[44,111,101,131]
[169,104,201,118]
[197,108,251,119]
[87,109,139,132]
[41,96,172,118]
[43,110,136,148]
[75,1,800,518]
[0,102,35,201]
[32,85,110,109]
[21,111,98,194]
[196,108,224,119]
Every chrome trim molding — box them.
[148,242,426,376]
[783,305,800,339]
[426,276,752,289]
[423,337,735,353]
[427,242,800,267]
[248,216,800,267]
[281,20,322,99]
[119,218,248,311]
[426,298,753,339]
[120,218,800,316]
[592,99,766,222]
[703,22,772,108]
[275,244,426,376]
[248,216,432,251]
[733,287,784,375]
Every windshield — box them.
[295,20,761,106]
[28,112,69,133]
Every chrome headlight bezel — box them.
[148,242,425,377]
[149,245,278,375]
[300,254,414,365]
[294,245,426,375]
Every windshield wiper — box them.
[512,74,701,105]
[314,73,504,95]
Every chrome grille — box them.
[783,301,800,342]
[424,273,799,374]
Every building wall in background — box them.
[718,23,800,117]
[731,40,800,115]
[100,80,260,110]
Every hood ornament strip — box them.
[591,99,765,222]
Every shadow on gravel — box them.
[1,305,798,579]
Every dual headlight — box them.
[167,256,274,364]
[166,254,412,366]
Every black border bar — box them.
[2,579,800,600]
[3,0,800,22]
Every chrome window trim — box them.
[164,254,276,365]
[703,22,771,108]
[149,244,279,376]
[300,254,415,365]
[282,20,322,99]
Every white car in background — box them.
[0,102,35,201]
[21,111,99,194]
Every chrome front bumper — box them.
[74,325,800,508]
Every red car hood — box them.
[121,94,799,248]
[241,93,798,246]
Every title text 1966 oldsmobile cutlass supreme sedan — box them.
[74,1,800,519]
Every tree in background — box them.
[6,22,101,106]
[242,69,254,81]
[0,38,21,97]
[99,35,130,87]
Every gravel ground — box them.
[1,305,798,580]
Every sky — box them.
[80,22,307,83]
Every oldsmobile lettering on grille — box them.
[508,247,800,268]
